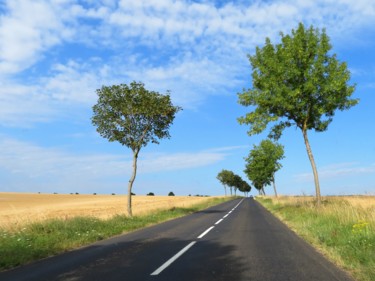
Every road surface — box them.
[0,198,354,281]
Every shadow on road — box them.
[0,236,245,281]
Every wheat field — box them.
[0,192,216,229]
[266,195,375,227]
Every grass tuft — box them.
[257,196,375,281]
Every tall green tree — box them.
[244,140,284,197]
[238,23,358,204]
[92,81,181,216]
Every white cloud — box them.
[294,162,375,182]
[0,0,73,75]
[0,136,236,191]
[1,0,375,126]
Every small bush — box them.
[168,192,175,196]
[147,192,154,196]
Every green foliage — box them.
[91,81,181,215]
[217,169,236,195]
[238,23,358,202]
[238,23,358,138]
[92,81,181,153]
[147,192,155,196]
[217,170,249,196]
[238,180,251,195]
[244,139,284,194]
[168,191,175,196]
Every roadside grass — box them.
[0,197,231,271]
[257,196,375,281]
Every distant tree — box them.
[92,81,181,216]
[147,192,155,196]
[239,179,251,197]
[244,140,284,197]
[231,174,243,196]
[217,169,234,196]
[168,191,175,196]
[238,23,358,204]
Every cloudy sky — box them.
[1,0,374,196]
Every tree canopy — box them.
[92,81,181,216]
[244,139,284,196]
[238,23,358,203]
[217,170,250,196]
[217,169,235,196]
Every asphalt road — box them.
[0,198,355,281]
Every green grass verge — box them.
[257,197,375,281]
[0,197,231,271]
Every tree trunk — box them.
[127,149,139,216]
[272,177,278,197]
[302,129,321,205]
[224,185,227,196]
[229,187,233,196]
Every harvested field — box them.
[0,192,217,230]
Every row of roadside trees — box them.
[217,170,251,197]
[91,23,358,215]
[218,23,358,201]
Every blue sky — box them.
[0,0,374,196]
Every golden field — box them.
[270,195,375,209]
[266,195,375,227]
[0,192,216,229]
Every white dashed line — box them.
[215,218,223,225]
[150,241,197,275]
[197,226,215,239]
[150,199,246,276]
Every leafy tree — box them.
[147,192,155,196]
[238,179,251,197]
[231,174,243,196]
[238,23,358,204]
[244,140,284,197]
[217,169,234,196]
[168,191,175,196]
[217,170,245,196]
[92,81,181,216]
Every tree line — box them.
[218,23,357,201]
[91,23,358,215]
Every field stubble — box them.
[0,193,216,230]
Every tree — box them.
[168,191,175,196]
[238,179,251,197]
[92,81,181,216]
[238,23,358,204]
[244,140,284,197]
[217,169,233,196]
[231,174,243,196]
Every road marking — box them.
[197,226,215,239]
[150,198,245,276]
[150,241,196,276]
[215,218,223,225]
